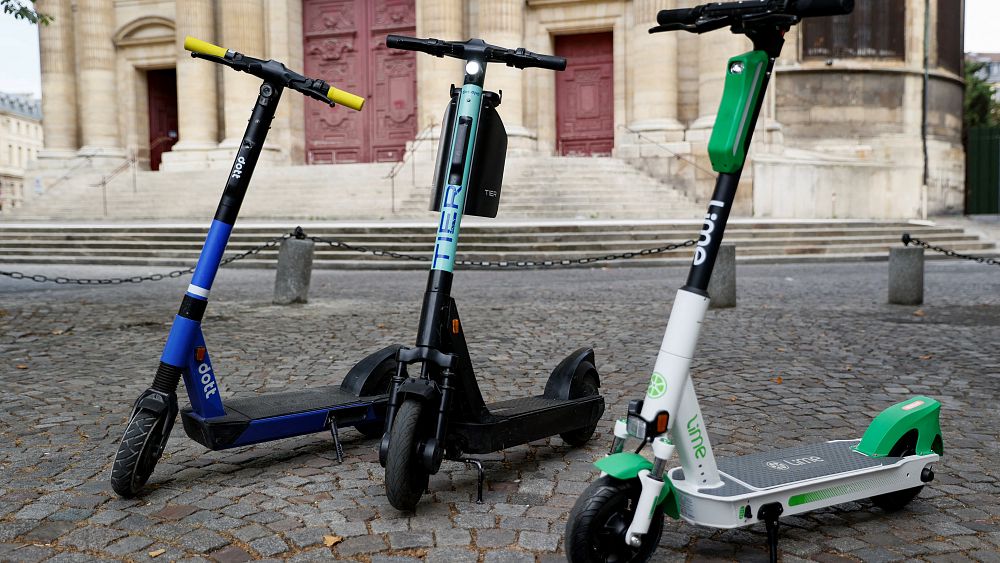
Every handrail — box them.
[44,150,103,193]
[617,124,715,176]
[385,122,438,181]
[92,152,137,217]
[385,122,438,213]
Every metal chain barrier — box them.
[902,233,1000,267]
[306,231,697,269]
[0,233,292,285]
[1,226,699,284]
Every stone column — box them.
[74,0,121,153]
[220,0,265,147]
[687,31,750,140]
[629,0,683,140]
[415,0,463,133]
[36,0,78,157]
[173,0,218,151]
[478,0,532,146]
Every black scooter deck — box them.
[448,394,604,454]
[180,386,387,450]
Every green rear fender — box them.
[594,453,680,520]
[857,396,943,457]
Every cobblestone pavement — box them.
[1,261,998,562]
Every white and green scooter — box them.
[564,1,943,562]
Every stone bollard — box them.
[708,244,736,309]
[888,246,924,305]
[273,235,314,305]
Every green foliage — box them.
[964,60,1000,130]
[2,0,51,25]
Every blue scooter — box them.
[110,36,400,497]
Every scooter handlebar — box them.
[184,35,364,110]
[387,34,566,71]
[655,0,854,30]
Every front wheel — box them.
[565,475,664,563]
[384,399,430,511]
[110,410,170,497]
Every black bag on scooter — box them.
[429,88,507,218]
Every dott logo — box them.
[693,200,726,266]
[231,156,246,180]
[196,362,218,399]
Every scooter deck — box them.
[449,394,605,454]
[667,439,937,528]
[180,386,387,450]
[674,440,899,497]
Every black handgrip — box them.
[387,34,448,57]
[531,53,567,71]
[793,0,854,17]
[657,7,700,26]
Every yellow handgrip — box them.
[184,36,228,58]
[327,87,365,111]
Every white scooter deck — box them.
[668,439,939,528]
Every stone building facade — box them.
[31,0,965,219]
[0,93,43,211]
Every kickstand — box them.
[460,458,485,504]
[758,502,783,563]
[329,419,344,464]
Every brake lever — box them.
[289,77,336,107]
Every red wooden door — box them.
[555,32,614,156]
[303,0,416,164]
[146,69,179,171]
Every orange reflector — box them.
[195,347,206,362]
[655,412,669,434]
[452,319,460,334]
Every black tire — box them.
[869,433,925,512]
[560,364,600,447]
[565,475,664,563]
[110,410,167,497]
[385,399,429,511]
[871,485,923,512]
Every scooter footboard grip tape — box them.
[184,36,227,58]
[327,86,365,111]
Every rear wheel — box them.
[110,410,169,497]
[870,433,924,512]
[355,356,398,439]
[560,364,600,446]
[565,475,664,563]
[385,399,429,511]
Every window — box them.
[802,0,906,60]
[936,0,962,74]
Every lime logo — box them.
[647,372,667,398]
